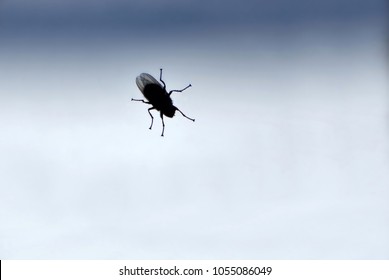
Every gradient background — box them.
[0,0,388,259]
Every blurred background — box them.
[0,0,388,259]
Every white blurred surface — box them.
[0,25,388,259]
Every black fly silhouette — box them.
[132,68,195,136]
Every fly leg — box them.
[176,107,195,122]
[131,98,154,130]
[148,107,155,130]
[131,98,150,104]
[159,68,166,90]
[160,111,166,137]
[168,84,192,95]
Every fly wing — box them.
[136,73,161,93]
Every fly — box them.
[132,68,195,136]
